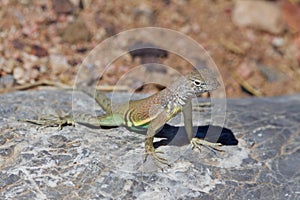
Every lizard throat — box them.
[176,91,194,106]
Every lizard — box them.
[23,68,222,169]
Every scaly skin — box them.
[24,69,222,170]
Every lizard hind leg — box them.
[20,111,75,130]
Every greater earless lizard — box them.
[24,69,222,169]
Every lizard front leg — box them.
[144,135,171,169]
[183,102,223,153]
[144,110,171,170]
[191,138,223,152]
[183,101,193,141]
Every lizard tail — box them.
[77,85,112,114]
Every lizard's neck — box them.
[164,80,195,107]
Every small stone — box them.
[79,0,92,9]
[28,68,40,80]
[133,4,155,26]
[3,59,18,73]
[0,135,7,145]
[281,0,300,33]
[257,64,285,82]
[49,54,70,74]
[52,0,73,14]
[0,147,13,157]
[48,135,68,148]
[236,61,254,79]
[0,75,15,89]
[128,42,168,64]
[232,0,285,34]
[272,37,284,47]
[18,0,32,5]
[0,174,20,188]
[11,39,24,50]
[180,25,191,34]
[293,35,300,49]
[30,44,48,57]
[296,51,300,67]
[60,19,91,43]
[13,67,25,81]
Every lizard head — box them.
[168,68,220,104]
[184,68,220,95]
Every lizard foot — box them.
[191,138,223,153]
[144,141,171,170]
[20,112,75,130]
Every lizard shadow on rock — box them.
[82,123,238,149]
[153,124,238,149]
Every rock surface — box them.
[0,90,299,199]
[232,0,286,34]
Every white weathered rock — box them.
[49,54,70,74]
[13,66,25,81]
[232,0,286,34]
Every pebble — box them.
[48,135,68,148]
[272,37,284,47]
[236,61,254,79]
[11,39,24,50]
[257,64,285,82]
[49,54,70,74]
[0,75,15,89]
[30,44,48,57]
[0,135,7,145]
[52,0,74,14]
[280,0,300,33]
[133,4,155,25]
[13,67,25,81]
[3,58,18,73]
[232,0,285,34]
[29,68,40,80]
[60,19,91,43]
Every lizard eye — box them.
[193,80,205,87]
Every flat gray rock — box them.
[0,90,299,199]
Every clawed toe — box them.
[20,114,75,130]
[191,138,224,153]
[144,145,171,170]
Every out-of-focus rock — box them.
[11,39,24,50]
[0,75,15,89]
[280,0,300,33]
[133,4,156,26]
[3,59,19,74]
[13,66,25,83]
[272,37,285,47]
[29,44,48,57]
[294,35,300,49]
[232,0,285,34]
[49,54,70,74]
[128,42,168,63]
[60,19,91,43]
[52,0,74,14]
[28,67,40,80]
[257,64,285,82]
[236,61,254,79]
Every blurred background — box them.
[0,0,300,97]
